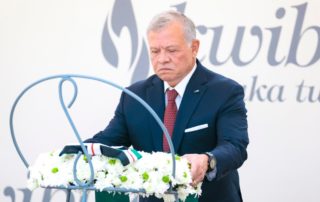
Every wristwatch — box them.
[205,152,216,172]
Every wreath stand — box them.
[9,74,182,202]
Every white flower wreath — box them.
[27,150,202,202]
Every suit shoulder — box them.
[203,66,242,89]
[126,74,159,92]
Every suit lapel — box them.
[172,64,208,153]
[146,77,165,152]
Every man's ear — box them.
[191,39,200,57]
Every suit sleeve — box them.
[84,92,131,147]
[212,84,249,180]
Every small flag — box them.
[59,143,142,166]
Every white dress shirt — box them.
[163,63,197,108]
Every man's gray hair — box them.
[147,10,196,44]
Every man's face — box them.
[147,21,199,87]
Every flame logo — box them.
[101,0,150,84]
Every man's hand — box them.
[182,153,209,187]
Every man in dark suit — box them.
[86,10,249,202]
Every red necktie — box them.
[163,89,178,152]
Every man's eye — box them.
[168,49,177,53]
[151,50,159,54]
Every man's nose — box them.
[157,51,170,63]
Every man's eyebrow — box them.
[166,45,179,49]
[149,45,179,50]
[163,45,180,49]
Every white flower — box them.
[28,149,202,201]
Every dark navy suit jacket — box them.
[86,60,249,202]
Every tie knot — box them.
[167,89,178,102]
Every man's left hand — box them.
[182,153,208,186]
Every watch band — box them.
[204,152,214,172]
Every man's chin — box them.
[158,75,173,82]
[159,76,178,87]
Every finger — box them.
[192,174,205,187]
[182,154,192,161]
[192,179,201,187]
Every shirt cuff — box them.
[206,167,217,181]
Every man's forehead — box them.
[149,44,179,49]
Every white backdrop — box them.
[1,0,319,201]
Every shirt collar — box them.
[164,63,197,97]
